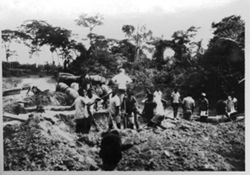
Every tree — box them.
[211,15,244,49]
[18,20,50,58]
[1,29,30,62]
[111,39,136,62]
[122,25,153,62]
[199,15,244,107]
[75,13,104,46]
[1,30,16,62]
[68,33,119,76]
[171,26,200,64]
[75,13,103,32]
[122,25,135,38]
[18,20,75,64]
[152,39,174,69]
[152,26,201,69]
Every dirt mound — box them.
[3,91,71,114]
[117,119,245,171]
[4,114,99,171]
[23,91,72,107]
[2,78,22,90]
[3,113,245,171]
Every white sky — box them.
[0,0,248,64]
[0,0,241,16]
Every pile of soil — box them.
[3,112,245,171]
[118,119,245,171]
[3,91,71,114]
[2,78,22,90]
[4,113,100,171]
[23,91,72,107]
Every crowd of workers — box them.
[52,67,238,136]
[49,67,239,170]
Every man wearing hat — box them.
[199,92,209,122]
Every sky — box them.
[0,0,248,64]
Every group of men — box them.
[58,67,239,135]
[170,89,197,120]
[67,68,138,134]
[52,68,240,171]
[170,89,238,121]
[68,67,172,134]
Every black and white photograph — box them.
[0,0,247,173]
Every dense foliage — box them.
[1,15,244,110]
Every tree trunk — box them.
[51,51,55,64]
[4,44,9,62]
[134,47,140,62]
[55,49,61,66]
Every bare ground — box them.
[3,112,245,171]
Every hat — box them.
[201,93,206,97]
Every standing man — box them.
[232,95,238,112]
[142,93,157,124]
[109,89,122,129]
[216,98,230,120]
[51,89,95,134]
[100,82,112,109]
[182,94,195,120]
[122,90,140,130]
[112,68,132,104]
[142,93,166,130]
[85,89,102,132]
[171,88,181,119]
[65,89,90,134]
[199,93,209,122]
[73,95,90,134]
[154,87,162,101]
[226,95,237,116]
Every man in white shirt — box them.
[112,68,132,105]
[171,88,181,119]
[72,95,91,133]
[112,68,132,90]
[51,88,98,134]
[154,88,163,102]
[109,90,121,129]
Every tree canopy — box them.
[1,15,245,110]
